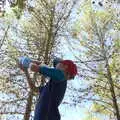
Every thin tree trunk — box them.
[44,7,54,65]
[99,26,120,119]
[23,70,38,120]
[24,90,33,120]
[106,59,120,120]
[0,25,10,49]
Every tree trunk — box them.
[106,59,120,120]
[24,90,33,120]
[0,25,10,49]
[44,7,55,65]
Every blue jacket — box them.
[34,66,67,120]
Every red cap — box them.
[60,60,77,77]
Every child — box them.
[19,57,77,120]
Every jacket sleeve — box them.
[39,66,65,82]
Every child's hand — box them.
[29,63,39,72]
[19,56,32,68]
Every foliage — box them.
[71,0,120,119]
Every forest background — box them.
[0,0,120,120]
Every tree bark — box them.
[23,70,38,120]
[24,91,34,120]
[106,59,120,120]
[0,25,10,49]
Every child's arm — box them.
[30,63,65,82]
[19,57,65,81]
